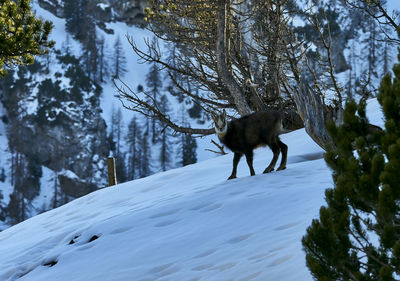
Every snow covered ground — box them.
[0,98,384,281]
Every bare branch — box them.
[205,140,228,155]
[114,78,214,136]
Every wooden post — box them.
[107,157,117,186]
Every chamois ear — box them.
[222,109,227,119]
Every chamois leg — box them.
[263,143,280,173]
[277,140,288,171]
[245,151,255,176]
[228,152,243,180]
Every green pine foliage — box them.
[0,0,54,77]
[302,40,400,280]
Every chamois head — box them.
[212,109,228,137]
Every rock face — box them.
[58,172,97,198]
[38,0,148,27]
[0,52,110,226]
[108,0,148,25]
[37,0,65,18]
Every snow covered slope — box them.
[0,99,384,281]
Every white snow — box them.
[97,3,110,11]
[0,97,386,280]
[0,124,326,281]
[0,0,395,275]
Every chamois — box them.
[212,109,287,180]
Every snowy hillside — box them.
[0,133,324,280]
[0,98,384,281]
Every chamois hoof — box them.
[227,175,237,180]
[263,167,274,173]
[277,166,286,171]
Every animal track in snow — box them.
[149,208,180,219]
[154,219,180,227]
[268,245,286,253]
[68,234,81,245]
[246,191,266,198]
[88,235,99,242]
[273,221,302,231]
[191,264,214,271]
[238,272,262,281]
[109,227,131,235]
[248,252,276,262]
[210,262,236,271]
[199,203,223,213]
[227,233,253,244]
[267,255,292,267]
[190,202,210,211]
[193,249,217,259]
[149,263,181,277]
[43,260,58,267]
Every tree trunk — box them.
[292,79,336,151]
[216,0,252,116]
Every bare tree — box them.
[117,0,302,132]
[116,0,398,150]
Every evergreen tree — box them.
[115,153,127,184]
[139,120,151,178]
[97,35,109,82]
[302,38,400,280]
[126,116,142,180]
[0,190,4,222]
[61,34,73,56]
[382,40,390,76]
[0,168,5,182]
[158,95,172,171]
[181,132,197,166]
[112,35,127,78]
[63,0,87,41]
[0,0,54,77]
[165,43,185,103]
[109,107,127,183]
[81,23,98,81]
[146,58,163,143]
[7,152,41,224]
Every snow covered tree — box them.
[0,0,53,77]
[302,40,400,280]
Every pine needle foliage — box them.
[302,37,400,280]
[0,0,54,77]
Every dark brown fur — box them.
[213,110,288,180]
